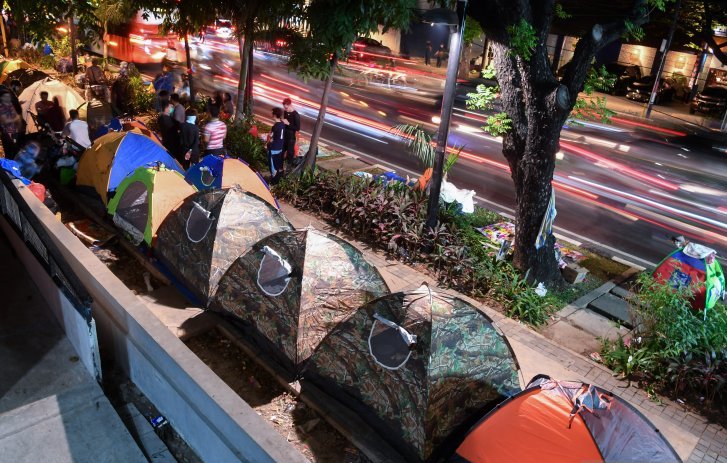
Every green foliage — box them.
[506,19,537,61]
[38,55,57,70]
[465,65,513,137]
[466,83,499,112]
[224,120,268,172]
[274,170,556,327]
[584,65,616,94]
[553,3,571,20]
[48,36,72,58]
[571,65,617,124]
[484,113,513,137]
[463,16,484,46]
[127,76,154,115]
[289,0,414,80]
[623,20,646,42]
[601,273,727,414]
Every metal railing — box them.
[0,169,93,323]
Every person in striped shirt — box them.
[202,105,227,157]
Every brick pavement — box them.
[279,201,727,463]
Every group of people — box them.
[267,97,300,184]
[424,41,448,68]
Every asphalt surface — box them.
[151,36,727,268]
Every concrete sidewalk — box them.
[0,233,146,463]
[277,199,727,463]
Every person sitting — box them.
[42,97,66,133]
[62,109,91,149]
[34,91,54,119]
[84,57,108,101]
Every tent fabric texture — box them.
[211,227,390,375]
[122,120,163,144]
[76,130,183,204]
[653,242,725,310]
[107,166,196,246]
[454,379,681,463]
[0,59,31,83]
[5,68,49,88]
[155,186,292,306]
[18,77,85,132]
[302,284,521,462]
[185,155,278,209]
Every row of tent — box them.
[71,123,682,462]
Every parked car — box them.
[351,37,392,61]
[626,76,675,104]
[690,85,727,115]
[602,62,641,96]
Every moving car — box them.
[690,85,727,115]
[351,37,392,61]
[626,75,675,104]
[214,19,234,40]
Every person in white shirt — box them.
[61,109,92,149]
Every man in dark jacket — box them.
[179,109,200,169]
[84,58,107,101]
[281,97,300,169]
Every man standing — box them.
[281,97,300,169]
[179,109,200,169]
[424,41,432,66]
[61,109,92,149]
[170,93,185,124]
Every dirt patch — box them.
[185,329,369,463]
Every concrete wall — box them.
[371,27,402,55]
[7,183,307,463]
[0,215,100,381]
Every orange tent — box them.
[455,378,681,463]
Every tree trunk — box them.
[458,43,472,79]
[103,21,108,69]
[243,35,254,119]
[492,43,565,286]
[235,34,247,120]
[184,34,195,102]
[301,53,338,172]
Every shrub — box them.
[38,55,56,70]
[128,76,154,115]
[274,170,556,326]
[601,273,727,416]
[225,120,268,172]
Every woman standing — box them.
[0,92,23,159]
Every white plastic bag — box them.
[440,180,475,214]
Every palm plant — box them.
[391,123,460,179]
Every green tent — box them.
[211,227,390,376]
[302,284,521,462]
[154,186,292,306]
[107,166,196,246]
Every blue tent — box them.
[77,131,184,204]
[184,155,278,209]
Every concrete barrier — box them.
[5,181,307,463]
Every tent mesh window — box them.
[186,201,215,243]
[368,313,417,370]
[113,181,148,244]
[257,245,292,296]
[200,166,217,187]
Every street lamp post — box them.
[425,0,468,231]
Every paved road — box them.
[169,37,727,268]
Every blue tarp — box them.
[108,132,183,193]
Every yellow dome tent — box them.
[107,166,196,246]
[0,59,31,83]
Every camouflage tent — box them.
[211,227,390,375]
[302,285,521,462]
[155,186,292,306]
